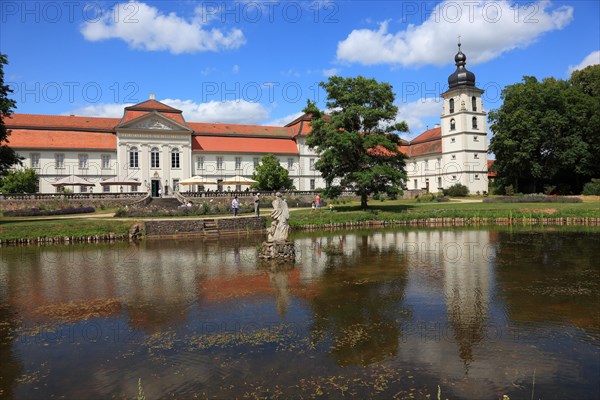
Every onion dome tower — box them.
[439,41,488,194]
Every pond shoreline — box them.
[1,215,598,246]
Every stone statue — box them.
[269,192,290,242]
[259,192,295,260]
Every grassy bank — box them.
[1,198,598,242]
[289,199,600,227]
[0,219,135,241]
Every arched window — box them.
[450,119,456,130]
[472,96,477,111]
[449,98,455,113]
[129,147,138,168]
[472,117,478,129]
[151,147,160,168]
[171,148,180,168]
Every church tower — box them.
[440,42,489,194]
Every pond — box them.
[0,226,598,399]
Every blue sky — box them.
[1,0,599,139]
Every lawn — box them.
[289,198,600,227]
[0,218,135,241]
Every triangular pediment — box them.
[118,111,192,132]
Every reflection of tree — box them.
[308,244,409,366]
[0,304,23,398]
[494,230,600,336]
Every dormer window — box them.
[449,99,455,113]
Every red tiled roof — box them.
[189,122,293,137]
[488,160,496,177]
[192,136,298,154]
[411,127,441,143]
[367,145,400,157]
[119,110,188,127]
[401,127,442,157]
[6,114,118,131]
[125,99,181,113]
[8,129,116,150]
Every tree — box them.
[303,75,408,209]
[0,53,21,176]
[252,153,294,191]
[488,67,600,194]
[0,168,38,193]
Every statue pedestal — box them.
[259,240,295,260]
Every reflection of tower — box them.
[443,231,491,371]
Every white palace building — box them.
[5,45,489,196]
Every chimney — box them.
[149,93,155,100]
[434,123,440,128]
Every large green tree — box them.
[488,66,600,194]
[0,53,21,176]
[252,153,294,191]
[303,76,408,209]
[0,168,38,193]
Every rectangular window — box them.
[196,156,204,170]
[414,179,418,189]
[171,152,180,168]
[288,158,294,170]
[235,157,242,170]
[80,186,88,193]
[101,154,110,169]
[310,179,315,190]
[79,154,88,169]
[217,156,223,170]
[31,153,40,169]
[253,157,259,168]
[129,150,138,168]
[103,185,110,193]
[55,153,64,169]
[173,179,179,191]
[438,177,442,188]
[309,158,315,171]
[151,151,160,168]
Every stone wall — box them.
[144,216,265,237]
[0,198,140,212]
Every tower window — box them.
[450,119,456,130]
[449,98,455,113]
[451,138,456,143]
[472,96,477,112]
[472,117,478,129]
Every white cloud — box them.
[322,68,340,77]
[65,99,270,125]
[263,111,304,127]
[568,50,600,74]
[337,0,573,66]
[160,99,269,124]
[395,98,443,139]
[63,103,133,118]
[81,1,246,54]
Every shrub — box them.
[582,179,600,195]
[443,183,469,197]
